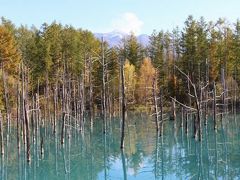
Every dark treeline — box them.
[0,15,240,149]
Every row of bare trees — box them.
[151,64,235,142]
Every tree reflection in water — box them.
[0,113,240,179]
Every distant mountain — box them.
[94,31,150,47]
[137,34,150,46]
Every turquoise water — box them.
[1,113,240,179]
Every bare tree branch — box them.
[170,97,197,111]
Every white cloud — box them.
[110,12,144,35]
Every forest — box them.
[0,15,240,179]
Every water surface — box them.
[1,113,240,179]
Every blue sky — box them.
[0,0,240,34]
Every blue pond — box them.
[0,113,240,179]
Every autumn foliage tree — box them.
[0,24,21,109]
[136,58,156,105]
[124,59,136,105]
[0,25,20,74]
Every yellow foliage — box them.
[137,58,156,104]
[0,25,20,75]
[0,25,21,109]
[124,59,136,102]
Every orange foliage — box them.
[0,25,20,75]
[136,58,156,104]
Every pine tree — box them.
[148,30,165,85]
[122,33,143,69]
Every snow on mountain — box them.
[137,34,150,46]
[94,31,150,47]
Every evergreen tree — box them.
[148,30,165,85]
[122,33,143,69]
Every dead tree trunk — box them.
[181,107,184,127]
[221,68,227,114]
[152,76,159,131]
[0,111,4,155]
[61,112,66,144]
[53,84,57,134]
[204,59,209,124]
[46,72,50,127]
[188,72,192,111]
[23,66,31,162]
[89,56,94,128]
[101,38,107,133]
[172,65,206,141]
[107,71,112,121]
[2,67,10,134]
[233,68,237,117]
[120,57,126,149]
[20,63,27,150]
[171,99,176,121]
[24,98,31,162]
[17,77,20,150]
[80,75,84,131]
[171,55,176,121]
[31,95,35,143]
[185,111,188,134]
[193,85,201,141]
[119,63,122,119]
[213,82,217,130]
[159,88,163,136]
